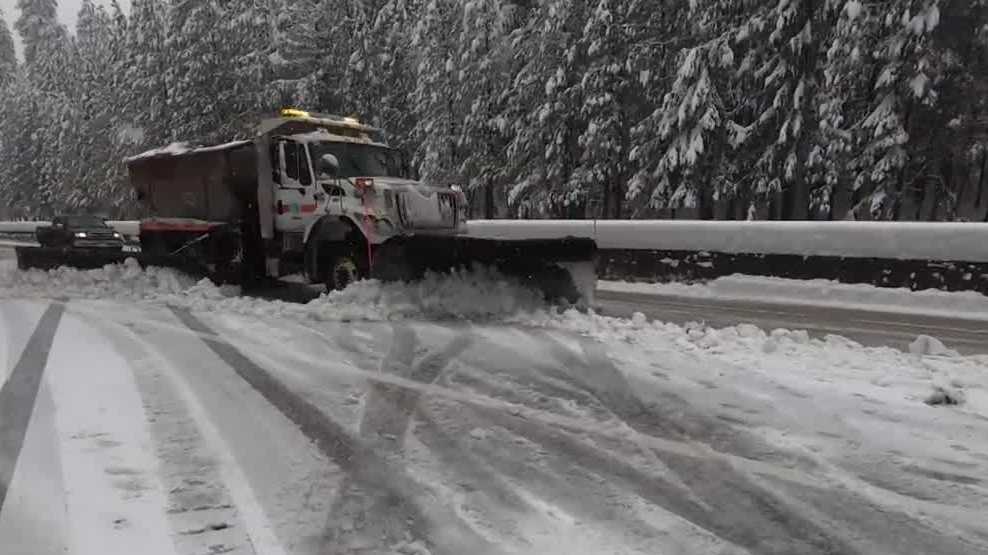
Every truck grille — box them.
[73,240,121,248]
[86,230,117,240]
[395,191,457,229]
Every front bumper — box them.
[71,239,124,249]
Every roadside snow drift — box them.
[0,258,197,299]
[600,275,988,320]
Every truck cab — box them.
[260,111,469,289]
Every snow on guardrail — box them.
[467,220,988,262]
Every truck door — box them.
[274,139,316,235]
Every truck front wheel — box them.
[306,239,367,292]
[328,254,360,291]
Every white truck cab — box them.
[258,109,469,289]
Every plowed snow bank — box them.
[0,260,546,321]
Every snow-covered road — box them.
[1,262,988,554]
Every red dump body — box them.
[126,140,259,224]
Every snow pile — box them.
[176,266,547,321]
[0,259,548,322]
[909,335,960,357]
[306,267,545,320]
[508,307,988,418]
[0,258,198,300]
[600,275,988,320]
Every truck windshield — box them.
[309,142,405,179]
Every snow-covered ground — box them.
[600,275,988,321]
[1,260,987,554]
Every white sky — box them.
[1,0,131,56]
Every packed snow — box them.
[2,257,988,554]
[599,275,988,320]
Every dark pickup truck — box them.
[36,215,125,250]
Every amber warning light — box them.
[281,108,311,118]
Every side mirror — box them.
[318,154,340,178]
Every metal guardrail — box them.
[467,220,988,263]
[2,219,988,263]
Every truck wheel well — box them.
[305,217,369,283]
[307,216,365,245]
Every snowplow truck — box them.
[123,109,597,303]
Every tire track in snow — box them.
[287,321,547,547]
[480,331,859,555]
[0,301,63,512]
[326,322,685,551]
[534,330,983,554]
[534,330,806,466]
[413,402,690,554]
[360,325,474,444]
[0,301,69,555]
[171,309,495,555]
[90,316,259,555]
[321,324,478,552]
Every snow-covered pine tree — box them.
[848,0,943,220]
[0,75,46,217]
[0,10,16,90]
[498,7,553,216]
[163,0,240,142]
[410,0,460,186]
[453,0,524,218]
[626,3,735,218]
[728,0,838,220]
[345,0,420,154]
[932,0,988,222]
[574,0,636,219]
[16,0,72,95]
[342,0,385,116]
[124,0,170,147]
[15,0,59,64]
[810,0,878,219]
[63,0,132,212]
[268,0,356,111]
[503,0,589,218]
[221,0,280,126]
[11,0,77,214]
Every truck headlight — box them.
[113,232,122,239]
[74,232,87,238]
